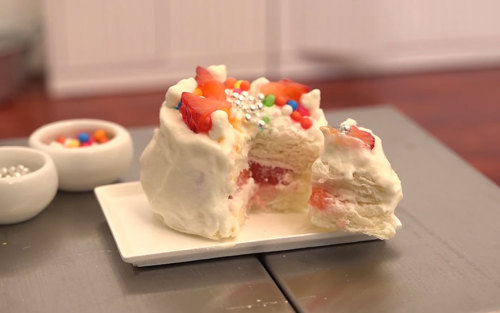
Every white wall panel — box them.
[168,0,267,58]
[43,0,267,97]
[43,0,500,97]
[279,0,500,79]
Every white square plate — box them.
[95,181,374,266]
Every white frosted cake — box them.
[140,65,402,240]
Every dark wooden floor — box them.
[1,68,499,185]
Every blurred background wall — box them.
[0,0,44,73]
[2,0,500,98]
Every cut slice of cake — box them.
[308,119,403,239]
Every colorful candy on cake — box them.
[140,65,402,240]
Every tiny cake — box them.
[140,65,327,239]
[309,119,403,239]
[140,65,403,240]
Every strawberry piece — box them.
[249,161,291,185]
[180,92,231,133]
[195,66,226,100]
[349,125,375,150]
[195,66,214,86]
[309,187,331,211]
[260,79,309,102]
[237,169,250,186]
[200,80,226,100]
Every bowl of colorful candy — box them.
[0,146,58,224]
[28,119,133,191]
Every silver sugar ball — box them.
[249,104,257,112]
[241,91,249,97]
[258,120,266,129]
[238,95,246,101]
[244,113,252,122]
[340,124,351,133]
[257,93,265,101]
[0,164,30,179]
[257,102,264,110]
[248,96,255,103]
[234,99,241,107]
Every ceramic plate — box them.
[95,181,374,266]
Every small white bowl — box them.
[0,146,58,224]
[29,119,133,191]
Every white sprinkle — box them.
[281,105,293,116]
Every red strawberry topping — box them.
[260,79,309,102]
[195,66,226,100]
[309,187,331,211]
[200,80,226,100]
[195,66,214,86]
[349,125,375,150]
[180,92,231,133]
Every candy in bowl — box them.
[0,146,58,224]
[29,119,133,191]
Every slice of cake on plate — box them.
[309,120,403,239]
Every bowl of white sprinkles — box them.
[0,146,58,224]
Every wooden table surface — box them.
[1,68,499,185]
[2,106,499,313]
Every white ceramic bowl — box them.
[0,146,58,224]
[29,119,133,191]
